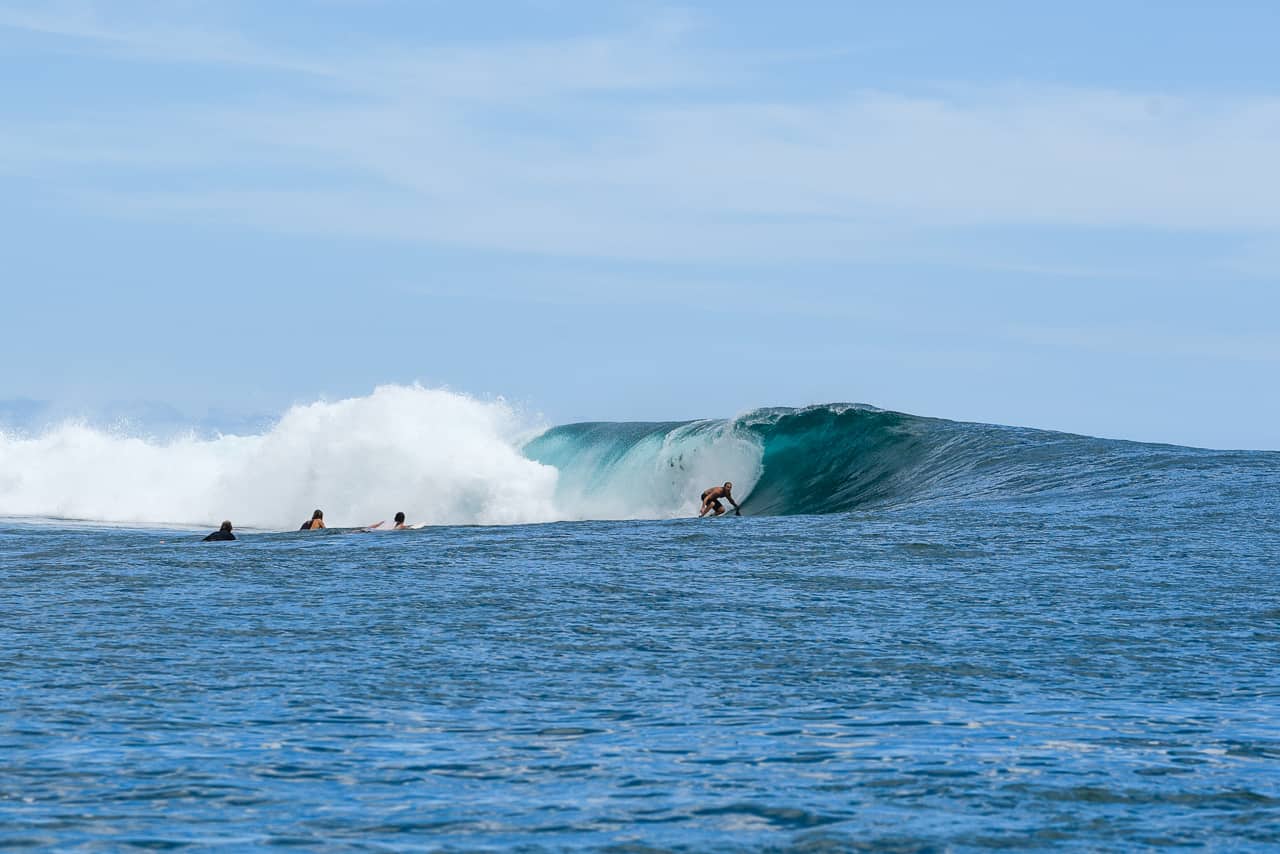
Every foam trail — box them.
[0,386,560,529]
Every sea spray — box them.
[0,385,560,529]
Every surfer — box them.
[300,509,326,530]
[393,512,408,529]
[203,520,236,541]
[699,482,741,517]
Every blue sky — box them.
[2,1,1278,448]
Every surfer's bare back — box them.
[699,482,740,517]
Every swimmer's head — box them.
[394,512,405,524]
[220,520,232,532]
[312,509,324,520]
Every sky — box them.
[1,0,1278,449]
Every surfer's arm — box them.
[727,495,741,514]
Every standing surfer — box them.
[699,482,741,517]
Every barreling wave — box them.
[526,403,1260,517]
[0,385,1259,530]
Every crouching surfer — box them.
[300,509,326,530]
[699,482,741,517]
[203,520,235,541]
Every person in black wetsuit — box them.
[203,520,235,541]
[300,509,326,530]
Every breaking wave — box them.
[0,385,1259,530]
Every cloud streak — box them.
[0,1,335,75]
[4,2,1280,264]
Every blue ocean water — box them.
[2,407,1279,849]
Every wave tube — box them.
[523,419,764,519]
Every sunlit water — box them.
[3,486,1278,849]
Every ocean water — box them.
[2,392,1279,849]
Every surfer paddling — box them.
[364,512,408,531]
[202,520,235,541]
[699,482,741,517]
[300,509,326,530]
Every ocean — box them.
[2,388,1278,849]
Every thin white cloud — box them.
[1005,323,1280,364]
[0,0,709,94]
[4,2,1280,263]
[0,2,334,75]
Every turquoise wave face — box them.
[522,419,764,520]
[732,405,925,515]
[525,404,1272,517]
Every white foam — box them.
[0,385,561,529]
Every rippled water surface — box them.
[3,487,1279,849]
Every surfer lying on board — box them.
[361,512,409,531]
[699,482,741,517]
[300,509,326,530]
[203,520,235,541]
